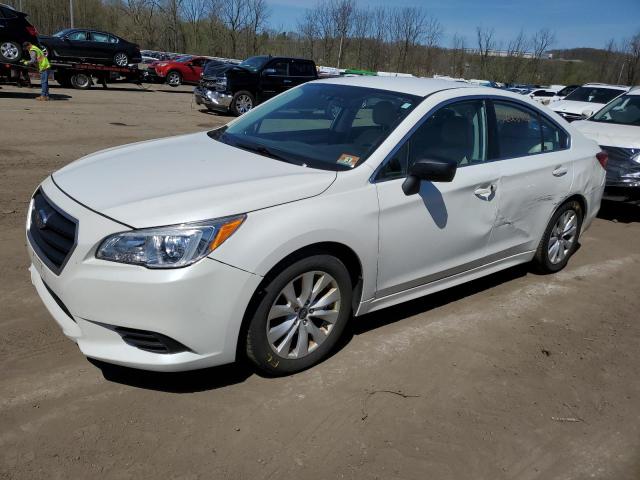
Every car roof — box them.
[627,87,640,96]
[315,76,474,97]
[582,83,630,91]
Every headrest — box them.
[440,116,472,145]
[372,101,396,128]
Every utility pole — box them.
[69,0,74,28]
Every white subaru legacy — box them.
[27,77,606,375]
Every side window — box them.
[108,35,118,44]
[376,100,487,181]
[493,101,542,157]
[90,32,110,43]
[290,61,315,77]
[541,116,569,152]
[67,31,87,41]
[267,61,288,75]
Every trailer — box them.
[1,61,146,90]
[50,61,145,89]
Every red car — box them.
[146,56,209,87]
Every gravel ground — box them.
[1,82,639,480]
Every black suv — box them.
[0,3,39,63]
[194,55,318,116]
[39,29,142,66]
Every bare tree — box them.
[476,26,496,79]
[622,31,640,85]
[451,33,466,77]
[390,6,427,72]
[182,0,209,52]
[504,29,529,83]
[529,28,555,82]
[246,0,270,55]
[351,6,371,68]
[331,0,355,69]
[297,8,319,60]
[220,0,248,58]
[366,6,388,71]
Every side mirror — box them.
[581,109,594,119]
[402,158,457,196]
[262,68,276,76]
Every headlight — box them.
[96,215,245,269]
[632,150,640,164]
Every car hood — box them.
[53,132,336,228]
[573,120,640,149]
[551,100,603,115]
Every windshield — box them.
[238,56,269,72]
[564,86,625,104]
[556,85,578,97]
[53,29,72,37]
[591,95,640,126]
[209,83,421,171]
[175,56,193,63]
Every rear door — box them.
[185,57,206,82]
[289,60,317,87]
[487,99,573,258]
[260,59,289,100]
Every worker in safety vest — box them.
[21,42,51,101]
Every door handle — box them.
[283,79,292,84]
[474,184,496,200]
[552,166,568,177]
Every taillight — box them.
[596,151,608,170]
[26,26,38,36]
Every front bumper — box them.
[194,86,232,111]
[27,177,262,371]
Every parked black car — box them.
[39,29,141,66]
[194,55,318,116]
[0,3,39,63]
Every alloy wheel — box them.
[266,271,341,359]
[114,52,128,66]
[235,94,253,114]
[548,209,578,264]
[1,42,19,61]
[167,72,181,86]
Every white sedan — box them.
[27,77,606,375]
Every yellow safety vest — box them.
[29,45,50,72]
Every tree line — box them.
[8,0,640,85]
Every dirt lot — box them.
[1,82,640,480]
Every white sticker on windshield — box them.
[401,103,412,109]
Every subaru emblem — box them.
[35,208,51,229]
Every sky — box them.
[266,0,640,50]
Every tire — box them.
[532,200,583,273]
[230,90,255,116]
[246,255,353,376]
[70,72,92,90]
[113,52,129,67]
[166,70,182,87]
[0,40,21,63]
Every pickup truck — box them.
[194,55,318,116]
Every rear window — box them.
[290,61,316,77]
[564,86,625,104]
[0,6,18,18]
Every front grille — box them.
[114,327,191,354]
[28,190,78,275]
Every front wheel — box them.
[113,52,129,66]
[166,70,182,87]
[230,90,255,116]
[246,255,353,375]
[0,40,21,63]
[533,200,583,273]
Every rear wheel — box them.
[166,70,182,87]
[70,72,92,89]
[533,200,583,273]
[246,255,353,375]
[113,52,129,66]
[0,40,21,63]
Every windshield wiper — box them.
[234,141,294,163]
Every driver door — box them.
[374,99,501,297]
[260,59,290,100]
